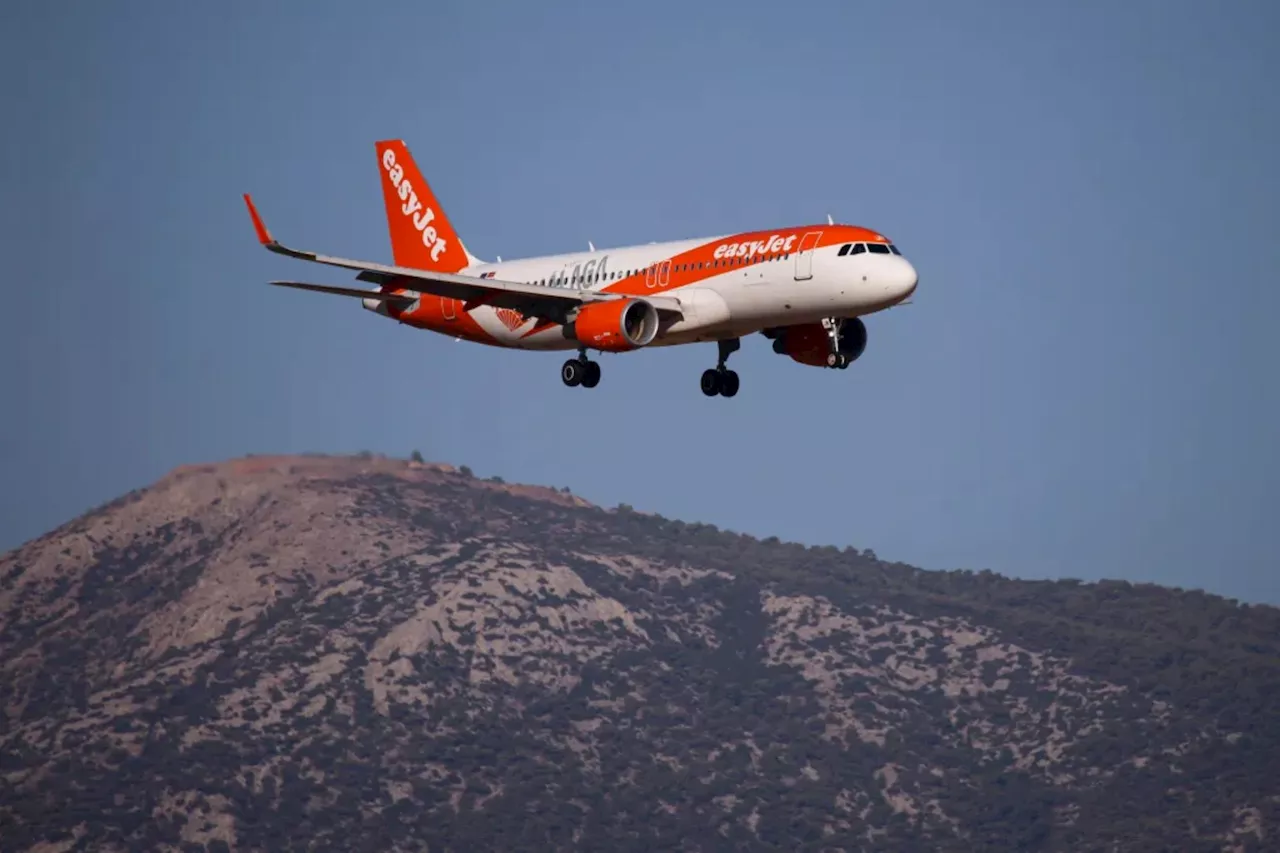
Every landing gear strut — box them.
[701,338,741,397]
[823,318,851,369]
[561,348,601,388]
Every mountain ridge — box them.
[2,453,1277,851]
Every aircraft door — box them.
[645,260,672,290]
[794,231,823,281]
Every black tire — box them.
[581,360,601,388]
[719,370,740,397]
[700,368,721,396]
[561,359,583,387]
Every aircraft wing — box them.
[244,194,681,321]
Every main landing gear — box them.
[701,338,741,398]
[561,349,601,389]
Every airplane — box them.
[243,139,917,398]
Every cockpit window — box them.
[848,243,866,255]
[888,244,901,255]
[867,243,891,254]
[838,243,851,256]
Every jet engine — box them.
[767,318,867,368]
[570,298,660,352]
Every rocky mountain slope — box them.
[1,454,1278,851]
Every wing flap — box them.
[351,269,577,315]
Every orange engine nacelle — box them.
[773,323,831,366]
[770,319,867,367]
[571,298,660,352]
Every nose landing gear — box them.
[701,338,741,397]
[823,318,852,369]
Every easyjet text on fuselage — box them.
[713,234,797,260]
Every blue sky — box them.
[2,0,1277,603]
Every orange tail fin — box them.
[374,139,478,273]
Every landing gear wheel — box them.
[561,359,584,387]
[563,351,601,389]
[827,352,850,369]
[701,338,742,398]
[700,368,739,397]
[581,360,601,388]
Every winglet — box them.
[243,194,274,245]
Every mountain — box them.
[1,454,1277,852]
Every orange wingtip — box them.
[243,193,273,245]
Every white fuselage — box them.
[411,229,918,350]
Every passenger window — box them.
[838,244,851,256]
[868,243,891,254]
[849,244,866,255]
